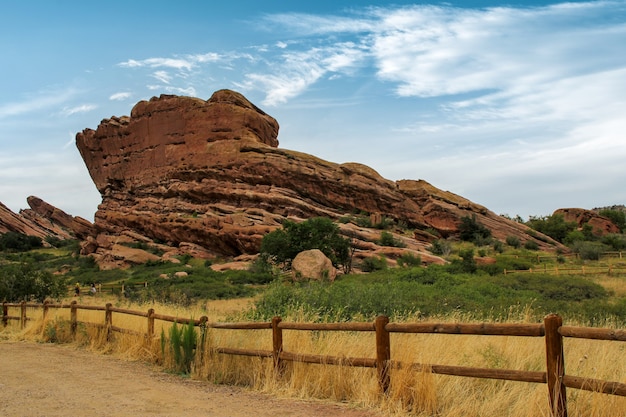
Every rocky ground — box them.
[0,341,380,417]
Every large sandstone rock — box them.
[554,208,620,236]
[0,197,94,241]
[74,89,564,266]
[292,249,337,281]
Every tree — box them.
[458,215,491,244]
[0,232,42,252]
[260,217,351,272]
[526,214,576,243]
[0,262,67,302]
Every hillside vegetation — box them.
[1,211,626,326]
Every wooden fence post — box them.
[545,314,567,417]
[20,301,27,329]
[375,315,391,394]
[147,308,155,339]
[272,316,283,374]
[2,302,7,327]
[105,303,113,341]
[43,300,49,322]
[70,300,77,337]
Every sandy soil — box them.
[0,341,381,417]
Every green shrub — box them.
[505,236,521,248]
[164,320,198,374]
[526,214,576,243]
[571,241,611,260]
[0,262,67,302]
[524,240,539,250]
[378,231,406,248]
[601,234,626,251]
[459,215,492,244]
[397,253,421,268]
[0,232,42,252]
[360,256,387,272]
[429,239,452,256]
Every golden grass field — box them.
[2,294,624,417]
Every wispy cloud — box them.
[61,104,97,116]
[239,42,367,105]
[118,57,196,71]
[151,70,172,84]
[109,92,132,101]
[0,88,78,119]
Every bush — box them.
[505,236,521,248]
[0,232,43,252]
[378,231,406,248]
[360,256,387,272]
[571,241,610,260]
[526,214,576,243]
[429,239,452,256]
[601,234,626,251]
[459,215,492,244]
[397,253,421,268]
[524,240,539,250]
[0,262,67,302]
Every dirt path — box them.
[0,341,380,417]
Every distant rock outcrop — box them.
[74,89,563,267]
[0,197,94,241]
[554,208,620,236]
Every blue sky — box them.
[1,1,625,221]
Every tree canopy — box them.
[260,217,351,271]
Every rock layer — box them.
[75,89,563,264]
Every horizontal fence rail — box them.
[504,265,626,276]
[2,301,625,417]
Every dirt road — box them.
[0,341,380,417]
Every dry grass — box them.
[2,297,625,417]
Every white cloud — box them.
[118,57,195,71]
[240,42,367,105]
[61,104,97,116]
[109,92,132,101]
[152,70,172,84]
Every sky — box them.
[1,0,625,221]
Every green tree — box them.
[0,262,67,302]
[458,215,491,244]
[260,217,351,271]
[0,232,43,252]
[526,214,576,243]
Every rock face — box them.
[0,197,93,240]
[292,249,337,281]
[75,89,563,265]
[554,208,620,236]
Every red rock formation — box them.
[0,197,94,240]
[554,208,620,236]
[75,89,563,265]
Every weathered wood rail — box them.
[2,301,625,417]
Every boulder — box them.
[291,249,337,281]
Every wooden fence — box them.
[504,264,626,276]
[2,301,625,417]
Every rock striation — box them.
[75,89,563,266]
